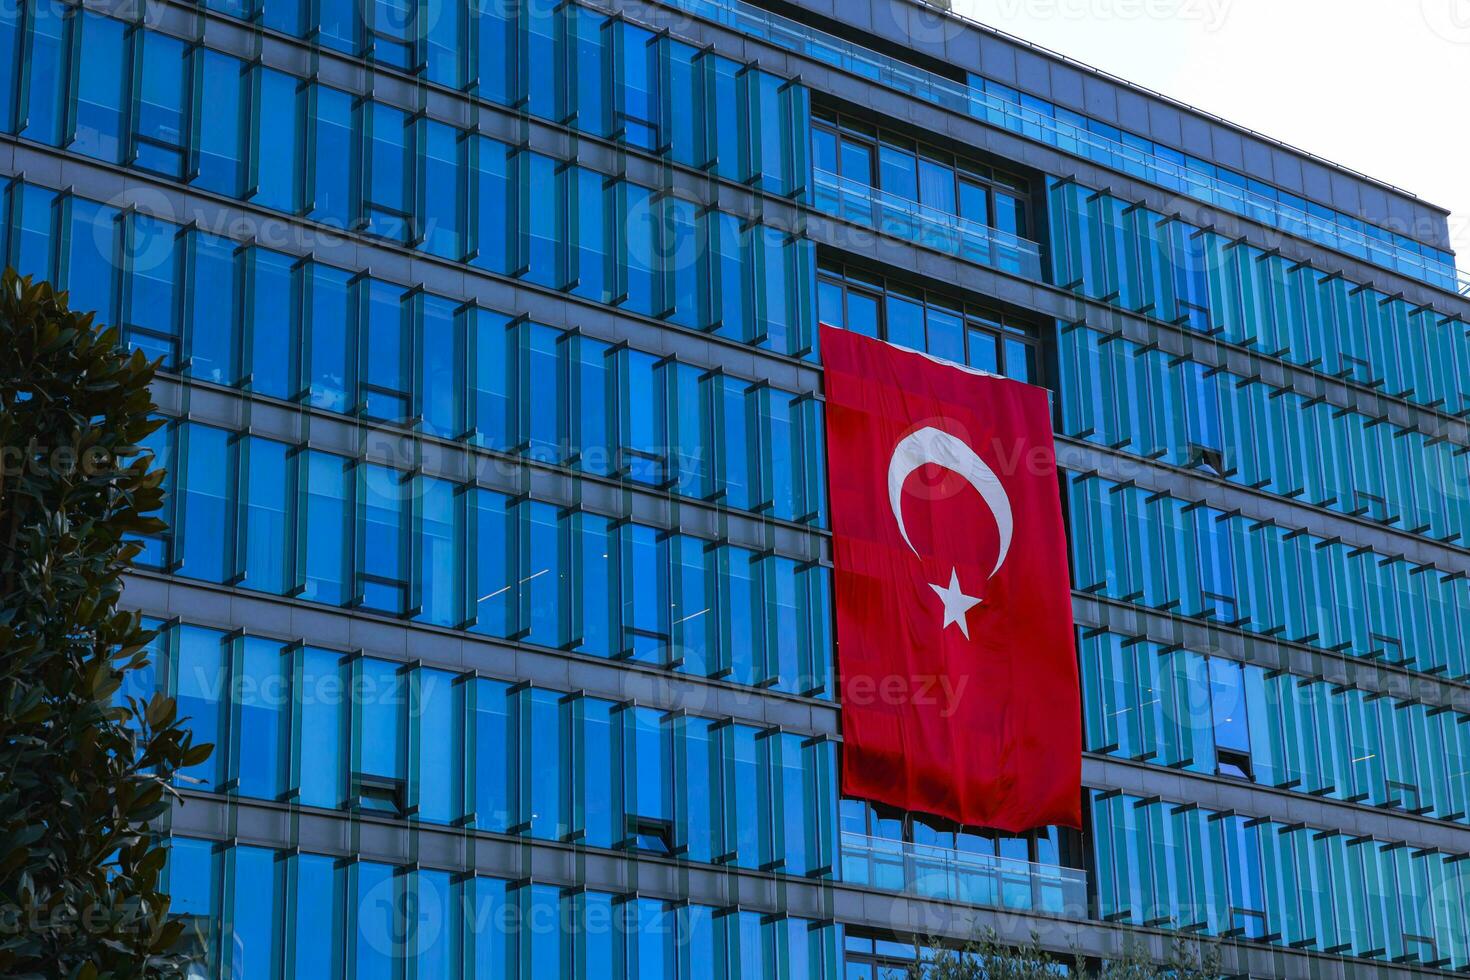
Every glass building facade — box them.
[3,0,1469,975]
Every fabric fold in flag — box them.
[821,324,1081,832]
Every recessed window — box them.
[818,262,1043,383]
[813,107,1032,240]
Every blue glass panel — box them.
[580,697,618,848]
[364,102,411,241]
[122,212,180,365]
[167,837,219,971]
[261,0,303,35]
[468,308,512,449]
[241,434,292,593]
[525,688,566,838]
[194,50,245,195]
[309,84,354,228]
[417,290,461,437]
[179,423,234,582]
[617,23,658,149]
[709,212,747,339]
[469,0,513,105]
[470,136,512,274]
[253,68,301,213]
[753,72,787,193]
[128,418,173,569]
[422,0,459,87]
[518,499,562,647]
[417,477,461,628]
[20,0,67,146]
[469,488,513,637]
[671,535,711,676]
[299,647,345,808]
[512,884,562,974]
[520,1,557,119]
[621,181,658,316]
[661,39,701,167]
[360,464,409,614]
[627,707,670,832]
[368,0,413,69]
[520,151,561,288]
[630,899,672,978]
[359,278,410,421]
[885,289,924,352]
[290,854,343,979]
[678,905,717,978]
[679,718,717,863]
[473,678,513,831]
[70,13,126,163]
[570,166,609,303]
[665,197,701,329]
[353,862,402,977]
[570,512,614,657]
[758,227,793,354]
[244,248,297,398]
[237,638,287,800]
[184,232,239,386]
[569,6,607,136]
[518,321,563,462]
[706,56,742,180]
[133,32,187,177]
[719,545,759,687]
[778,734,809,874]
[0,4,21,133]
[567,334,610,475]
[302,450,351,605]
[728,726,761,865]
[413,669,458,823]
[618,523,666,663]
[316,0,357,55]
[357,658,405,795]
[229,846,280,979]
[762,556,799,689]
[304,261,354,412]
[412,870,452,976]
[614,347,664,484]
[61,197,118,326]
[419,119,462,259]
[176,626,227,790]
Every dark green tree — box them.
[910,931,1223,980]
[0,270,210,978]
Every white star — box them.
[929,568,983,640]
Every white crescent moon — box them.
[887,426,1014,578]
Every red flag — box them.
[822,324,1080,832]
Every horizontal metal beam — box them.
[149,373,1470,584]
[122,572,840,737]
[152,376,828,566]
[1075,592,1470,713]
[125,573,1470,852]
[165,793,1457,980]
[1057,437,1470,575]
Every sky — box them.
[948,0,1470,267]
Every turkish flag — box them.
[822,324,1081,832]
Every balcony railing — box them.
[659,0,1464,296]
[840,831,1088,916]
[812,168,1044,281]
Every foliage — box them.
[0,270,210,978]
[911,931,1223,980]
